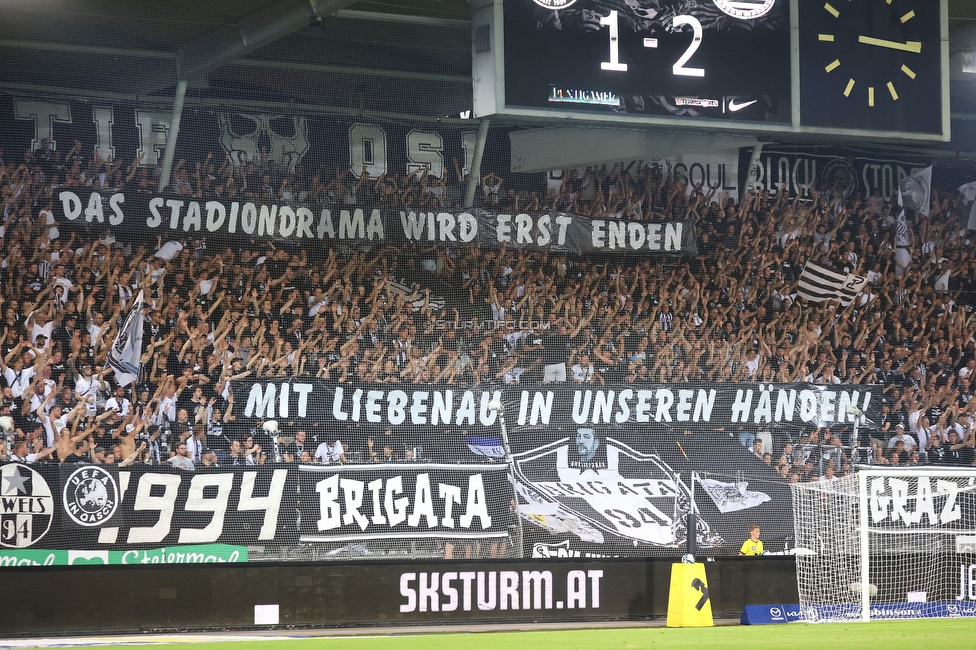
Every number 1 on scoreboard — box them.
[600,11,627,71]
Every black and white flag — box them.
[797,261,867,306]
[697,476,771,514]
[107,290,145,385]
[900,165,932,217]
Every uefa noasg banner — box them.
[49,189,696,255]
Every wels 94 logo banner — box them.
[1,464,54,548]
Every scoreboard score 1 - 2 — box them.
[471,0,949,141]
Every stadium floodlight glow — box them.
[962,50,976,75]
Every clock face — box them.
[799,0,944,135]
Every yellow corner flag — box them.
[666,562,714,627]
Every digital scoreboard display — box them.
[472,0,949,141]
[504,0,791,124]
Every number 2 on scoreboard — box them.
[599,11,705,78]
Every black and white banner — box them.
[0,380,884,559]
[297,464,511,543]
[744,148,933,201]
[50,190,696,255]
[514,430,794,557]
[0,464,297,551]
[234,380,877,431]
[867,474,976,533]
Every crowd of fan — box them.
[1,142,976,478]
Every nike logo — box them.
[728,99,758,112]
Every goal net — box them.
[792,468,976,622]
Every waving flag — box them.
[698,477,771,514]
[464,433,506,459]
[107,290,145,386]
[894,189,912,278]
[797,261,866,306]
[900,166,932,216]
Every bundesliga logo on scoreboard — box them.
[532,0,578,9]
[713,0,777,20]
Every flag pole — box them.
[489,399,525,559]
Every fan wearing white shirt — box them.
[88,311,109,342]
[315,439,347,465]
[1,354,36,399]
[960,359,976,380]
[73,364,103,415]
[104,385,131,417]
[571,353,596,384]
[887,423,917,452]
[9,439,55,464]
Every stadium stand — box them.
[1,141,974,479]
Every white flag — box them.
[935,270,951,293]
[969,202,976,232]
[698,477,771,514]
[798,261,867,306]
[900,166,932,216]
[959,180,976,203]
[154,241,183,261]
[107,290,145,386]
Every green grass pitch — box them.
[114,619,976,650]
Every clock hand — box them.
[858,36,921,54]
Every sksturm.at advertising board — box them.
[398,565,608,614]
[49,190,697,255]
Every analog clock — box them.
[799,0,945,135]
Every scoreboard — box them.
[471,0,949,142]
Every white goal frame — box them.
[793,466,976,623]
[856,467,976,621]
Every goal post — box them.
[792,467,976,622]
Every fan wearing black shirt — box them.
[941,430,975,465]
[283,430,308,463]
